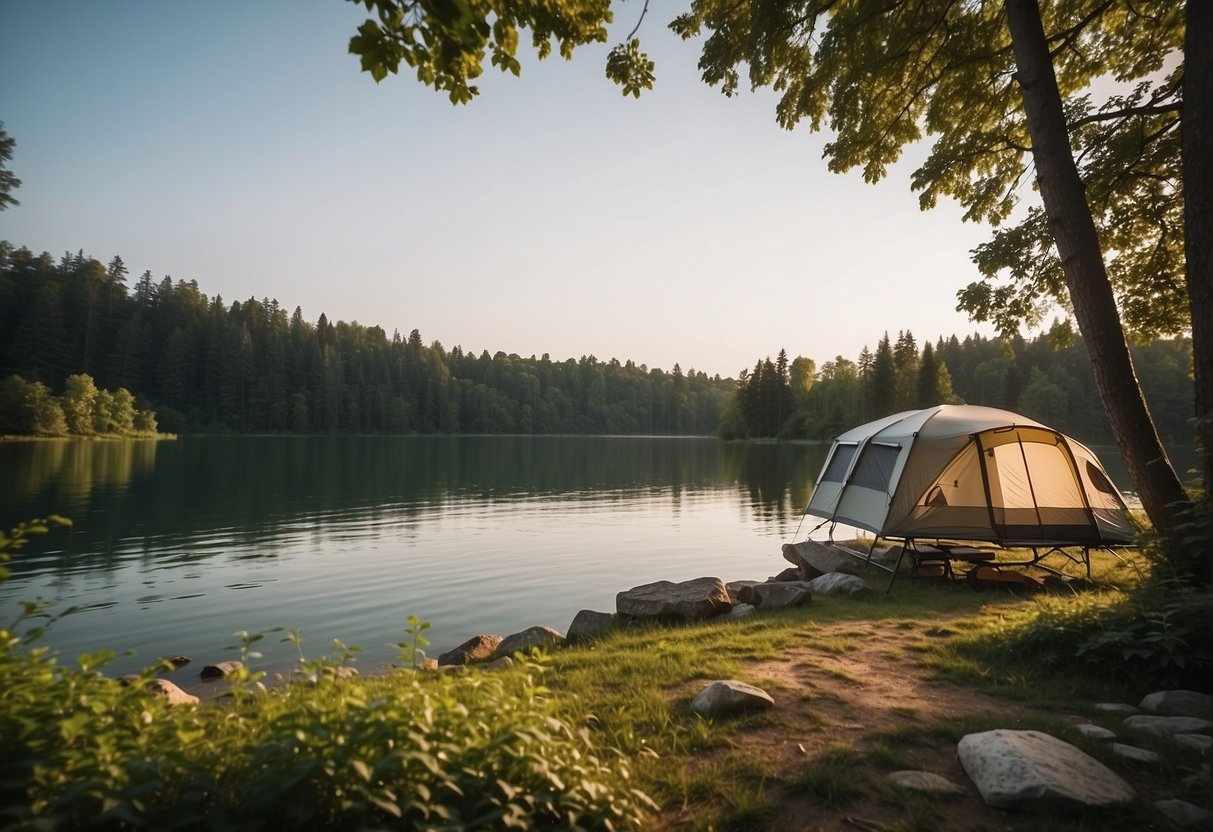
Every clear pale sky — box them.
[0,1,999,378]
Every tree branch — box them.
[1047,0,1116,59]
[625,0,650,41]
[1069,102,1182,131]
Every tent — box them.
[804,405,1136,546]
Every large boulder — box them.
[616,577,732,621]
[438,634,503,666]
[957,729,1134,811]
[805,572,875,598]
[1139,690,1213,720]
[690,680,774,717]
[748,582,811,609]
[781,540,859,577]
[495,625,565,658]
[566,610,615,643]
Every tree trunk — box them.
[1184,0,1213,583]
[1186,0,1213,505]
[1004,0,1190,546]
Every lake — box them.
[0,436,831,682]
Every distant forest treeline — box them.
[0,244,732,435]
[1,242,1193,446]
[723,330,1194,449]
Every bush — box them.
[1,520,654,829]
[979,585,1213,691]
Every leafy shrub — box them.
[1,519,655,829]
[968,585,1213,691]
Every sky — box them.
[0,1,1000,378]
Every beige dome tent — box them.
[804,405,1136,546]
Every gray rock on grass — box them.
[1094,702,1139,715]
[495,626,565,658]
[805,572,875,597]
[438,634,503,666]
[722,603,756,620]
[886,771,966,795]
[769,566,804,583]
[781,540,859,577]
[957,729,1134,811]
[725,580,762,605]
[1123,714,1213,739]
[1075,723,1116,741]
[566,610,615,643]
[1172,733,1213,755]
[616,576,732,621]
[690,680,774,717]
[1140,690,1213,720]
[748,582,811,609]
[1111,743,1161,765]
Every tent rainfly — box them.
[804,405,1136,546]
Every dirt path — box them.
[660,616,1149,831]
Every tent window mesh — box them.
[851,444,899,492]
[821,444,857,483]
[1086,461,1118,496]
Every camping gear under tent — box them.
[802,406,1136,576]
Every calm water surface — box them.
[1,436,831,682]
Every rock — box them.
[161,655,191,669]
[886,771,966,795]
[725,580,762,604]
[781,540,859,578]
[616,576,732,621]
[199,660,243,680]
[438,634,503,666]
[1075,723,1116,741]
[1095,702,1139,715]
[769,566,804,583]
[1111,743,1161,765]
[146,678,199,706]
[1173,733,1213,755]
[1122,714,1213,739]
[566,610,615,643]
[805,572,875,597]
[419,657,438,671]
[484,656,514,671]
[957,729,1135,811]
[1140,690,1213,720]
[690,680,774,717]
[1155,799,1213,830]
[722,603,756,620]
[495,625,565,658]
[748,582,811,609]
[325,666,359,679]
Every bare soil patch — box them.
[658,615,1186,832]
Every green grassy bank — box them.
[2,521,1210,830]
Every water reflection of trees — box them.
[3,439,160,511]
[2,437,831,579]
[718,441,829,526]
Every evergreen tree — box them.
[869,334,896,419]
